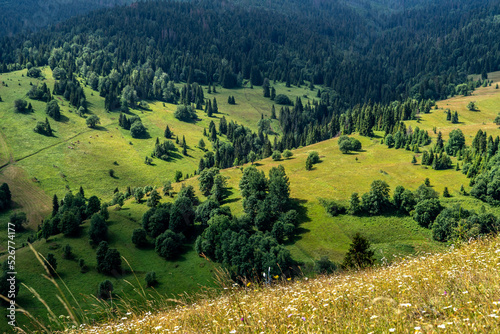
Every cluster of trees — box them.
[27,82,52,102]
[195,165,298,278]
[33,117,53,136]
[305,151,320,171]
[179,82,204,107]
[204,97,219,118]
[152,138,176,161]
[321,178,499,242]
[26,67,42,78]
[383,125,431,151]
[445,109,459,123]
[174,104,197,122]
[136,185,202,259]
[421,150,452,170]
[52,75,87,111]
[118,114,147,138]
[0,183,12,211]
[338,135,362,154]
[14,99,29,113]
[468,132,500,205]
[96,241,121,276]
[46,100,61,121]
[39,190,107,240]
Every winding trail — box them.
[0,121,117,231]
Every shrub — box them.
[132,228,149,248]
[314,256,338,274]
[97,280,113,299]
[14,99,27,113]
[174,105,197,121]
[308,151,320,164]
[274,94,292,105]
[27,67,42,78]
[155,230,185,260]
[271,150,282,161]
[413,199,442,228]
[145,271,158,287]
[130,120,147,138]
[283,150,293,159]
[62,244,72,259]
[319,198,346,217]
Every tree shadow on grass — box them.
[164,151,183,162]
[221,188,241,205]
[284,198,311,245]
[93,125,108,131]
[58,114,70,123]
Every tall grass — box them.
[62,235,500,333]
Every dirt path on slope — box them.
[0,164,51,229]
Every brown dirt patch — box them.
[0,164,51,229]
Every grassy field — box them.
[70,235,500,334]
[1,67,500,331]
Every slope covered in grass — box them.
[69,235,500,333]
[2,69,500,331]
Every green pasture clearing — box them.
[1,68,500,330]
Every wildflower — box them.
[389,328,395,332]
[240,318,244,321]
[437,324,446,329]
[287,278,292,281]
[274,275,279,279]
[288,314,293,318]
[230,331,236,334]
[399,303,411,307]
[370,315,378,320]
[247,282,251,287]
[443,291,447,295]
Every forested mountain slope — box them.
[0,0,499,107]
[0,0,133,37]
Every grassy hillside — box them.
[2,68,500,331]
[69,235,500,333]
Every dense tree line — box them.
[0,0,498,111]
[195,165,298,279]
[52,74,87,111]
[321,179,499,243]
[38,190,107,240]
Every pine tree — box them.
[271,105,276,119]
[411,155,417,164]
[164,125,172,139]
[341,233,375,269]
[52,194,59,217]
[198,138,206,150]
[212,97,218,113]
[443,187,450,197]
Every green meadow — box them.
[1,67,500,330]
